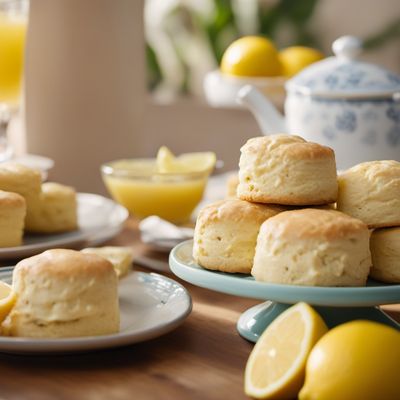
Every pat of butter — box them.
[81,247,133,278]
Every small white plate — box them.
[0,193,129,259]
[0,268,192,354]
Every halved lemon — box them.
[244,302,328,399]
[0,281,16,323]
[156,146,216,174]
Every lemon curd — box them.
[102,159,209,223]
[0,13,27,105]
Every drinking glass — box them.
[0,0,28,161]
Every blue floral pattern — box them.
[361,130,377,145]
[387,126,400,146]
[387,106,400,123]
[289,60,400,95]
[286,94,400,152]
[335,110,357,132]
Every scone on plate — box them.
[193,198,285,274]
[370,227,400,283]
[252,209,371,286]
[337,160,400,228]
[81,246,133,278]
[237,134,338,205]
[0,162,42,217]
[25,182,78,233]
[2,249,119,338]
[0,190,26,247]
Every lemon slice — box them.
[156,146,216,173]
[0,281,16,323]
[245,302,328,399]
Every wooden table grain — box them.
[0,219,398,400]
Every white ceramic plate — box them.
[0,193,129,259]
[0,268,192,354]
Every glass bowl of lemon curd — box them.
[101,148,216,224]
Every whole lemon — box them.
[299,320,400,400]
[279,46,324,77]
[220,36,282,77]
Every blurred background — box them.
[145,0,400,102]
[10,0,400,193]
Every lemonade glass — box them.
[0,0,28,161]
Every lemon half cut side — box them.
[244,302,328,399]
[0,281,16,323]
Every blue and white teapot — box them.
[238,36,400,169]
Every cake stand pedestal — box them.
[238,301,399,342]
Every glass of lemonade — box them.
[0,0,28,161]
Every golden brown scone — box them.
[226,172,239,197]
[81,246,133,278]
[0,190,26,247]
[0,162,41,221]
[193,198,285,273]
[370,227,400,283]
[237,135,338,205]
[25,182,78,233]
[2,249,119,338]
[0,162,42,200]
[252,209,371,286]
[337,160,400,228]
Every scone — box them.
[337,160,400,228]
[370,227,400,283]
[226,172,239,197]
[25,182,78,233]
[0,162,42,217]
[0,191,26,247]
[252,209,371,286]
[81,246,133,278]
[2,249,119,338]
[237,134,338,205]
[193,198,284,273]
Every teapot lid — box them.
[286,36,400,99]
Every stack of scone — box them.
[337,160,400,283]
[193,134,373,287]
[0,162,78,247]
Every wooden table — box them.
[0,219,398,400]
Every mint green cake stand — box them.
[169,241,400,342]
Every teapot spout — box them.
[237,85,286,134]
